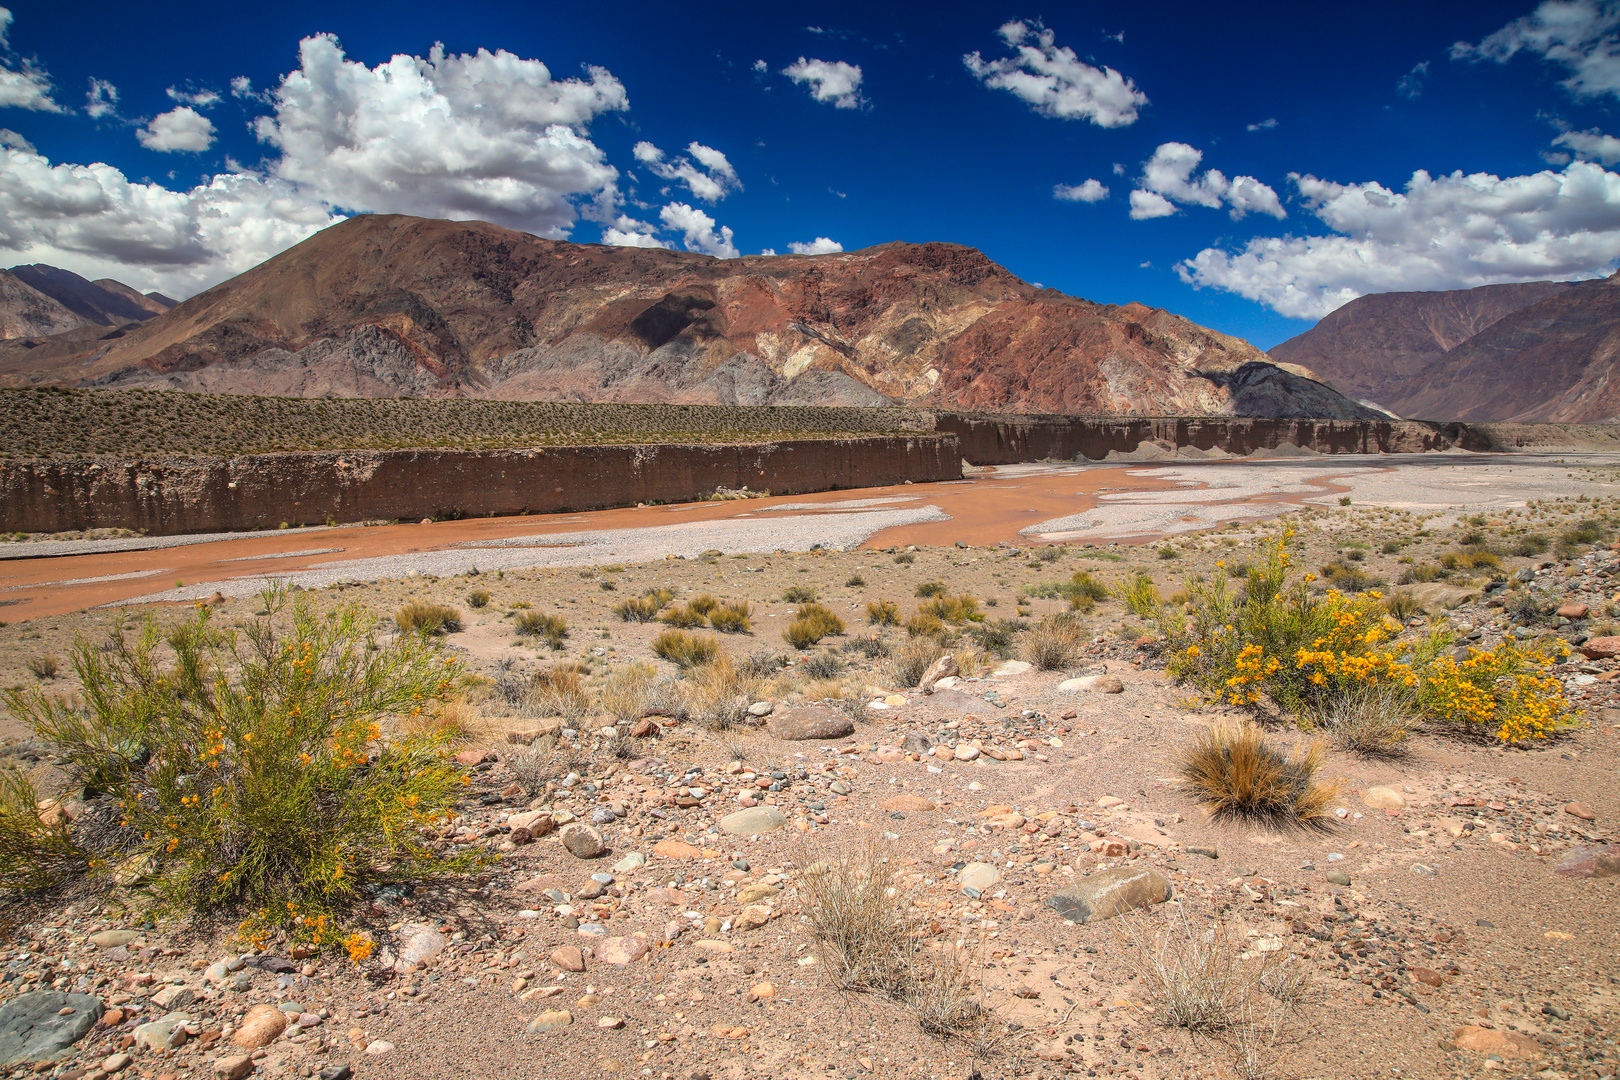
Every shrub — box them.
[1440,550,1499,571]
[1513,533,1549,557]
[707,602,753,633]
[0,769,86,891]
[893,552,915,564]
[467,589,491,609]
[1067,571,1110,607]
[2,591,472,940]
[867,600,901,626]
[1122,572,1161,619]
[915,581,947,598]
[396,600,462,635]
[514,611,569,649]
[1036,547,1062,563]
[845,575,866,588]
[660,604,707,629]
[803,650,845,680]
[24,655,58,680]
[1505,589,1544,623]
[1417,641,1575,742]
[1158,546,1179,560]
[1316,682,1411,757]
[1318,561,1384,591]
[917,594,983,624]
[1020,615,1086,671]
[843,635,888,659]
[652,629,721,669]
[614,588,674,622]
[782,585,819,604]
[688,594,719,616]
[784,604,845,650]
[1177,721,1336,825]
[1399,563,1445,584]
[967,618,1025,658]
[598,662,656,725]
[887,637,948,688]
[798,838,919,994]
[905,612,946,639]
[529,664,591,721]
[1384,589,1420,622]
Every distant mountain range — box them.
[0,214,1382,420]
[0,265,173,340]
[1270,274,1620,423]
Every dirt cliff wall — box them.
[934,413,1456,464]
[0,436,960,535]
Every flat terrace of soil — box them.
[6,452,1620,621]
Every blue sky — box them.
[3,0,1620,348]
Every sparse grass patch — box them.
[782,585,819,604]
[396,600,462,635]
[681,654,756,730]
[887,637,949,688]
[893,552,915,564]
[1177,721,1336,826]
[598,662,657,725]
[514,610,569,649]
[24,655,58,680]
[529,664,591,721]
[1316,682,1411,757]
[967,618,1025,658]
[914,581,947,598]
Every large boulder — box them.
[767,707,854,741]
[0,992,103,1067]
[1406,583,1480,614]
[917,655,959,694]
[718,806,787,836]
[1554,845,1620,879]
[1045,866,1172,924]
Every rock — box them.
[527,1010,573,1033]
[87,930,139,950]
[1407,583,1481,614]
[747,700,774,717]
[560,823,606,859]
[917,655,960,694]
[653,840,703,859]
[767,707,854,741]
[693,940,733,955]
[507,809,555,835]
[719,806,788,837]
[880,794,937,812]
[0,992,104,1068]
[598,1016,625,1029]
[133,1013,192,1051]
[901,733,933,756]
[1326,871,1351,886]
[397,925,447,968]
[613,852,646,873]
[1580,635,1620,659]
[1045,866,1173,924]
[551,946,586,972]
[953,745,981,762]
[1187,846,1218,860]
[454,750,486,767]
[959,862,1000,893]
[1451,1026,1540,1058]
[1557,601,1591,619]
[1554,844,1620,879]
[215,1055,254,1080]
[991,660,1033,677]
[749,982,776,1001]
[364,1040,395,1055]
[1058,675,1124,693]
[737,882,779,903]
[150,986,195,1011]
[1564,800,1597,821]
[1411,967,1445,988]
[594,937,649,966]
[933,745,955,761]
[319,1067,353,1080]
[735,905,772,931]
[1362,786,1406,809]
[1088,836,1131,857]
[231,1004,288,1049]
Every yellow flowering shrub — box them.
[1156,534,1574,743]
[3,586,480,944]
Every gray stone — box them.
[396,925,448,968]
[1326,871,1352,886]
[1057,675,1124,694]
[560,822,606,859]
[132,1011,193,1052]
[1045,866,1173,924]
[747,700,774,717]
[0,992,104,1067]
[1407,583,1480,614]
[613,852,646,873]
[767,706,854,741]
[1554,845,1620,879]
[719,806,788,837]
[87,930,139,950]
[959,862,1000,893]
[150,985,195,1011]
[991,659,1033,677]
[901,732,933,755]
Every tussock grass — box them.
[688,594,719,616]
[906,611,946,639]
[598,662,657,725]
[681,654,757,730]
[1178,721,1337,826]
[514,610,569,649]
[784,604,845,650]
[652,628,720,669]
[917,594,982,624]
[613,588,674,622]
[887,637,948,688]
[24,655,58,680]
[530,664,591,721]
[396,600,462,635]
[467,589,491,609]
[659,603,707,629]
[707,601,753,633]
[1019,615,1086,671]
[1316,683,1411,757]
[782,585,819,604]
[867,600,901,626]
[914,581,946,598]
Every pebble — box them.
[613,852,646,872]
[214,1055,254,1080]
[231,1004,288,1049]
[560,823,607,859]
[1363,786,1407,809]
[954,745,981,762]
[551,946,586,972]
[958,862,1000,893]
[527,1009,573,1033]
[1564,800,1597,821]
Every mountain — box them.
[1268,281,1574,410]
[2,214,1382,418]
[0,270,94,339]
[7,265,175,327]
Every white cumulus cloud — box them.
[1454,0,1620,99]
[659,202,738,257]
[633,139,740,202]
[252,34,628,236]
[788,236,842,254]
[166,85,221,108]
[138,106,217,153]
[600,213,669,249]
[1128,190,1177,219]
[1554,126,1620,163]
[1134,142,1285,220]
[963,20,1147,128]
[782,57,866,109]
[85,78,119,120]
[1179,160,1620,320]
[1053,179,1108,202]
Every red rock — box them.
[629,718,659,738]
[550,946,585,972]
[1554,844,1620,878]
[652,840,702,859]
[453,750,486,767]
[1411,967,1445,987]
[1449,1025,1540,1058]
[593,937,648,966]
[1564,800,1597,821]
[1580,635,1620,659]
[1557,601,1591,619]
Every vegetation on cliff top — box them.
[0,388,930,458]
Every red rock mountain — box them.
[1269,275,1620,421]
[2,214,1380,418]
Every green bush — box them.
[514,611,569,650]
[396,601,462,635]
[915,581,947,598]
[708,602,753,633]
[784,604,845,650]
[1,591,473,944]
[1066,571,1110,605]
[866,600,901,626]
[652,629,720,669]
[467,589,491,609]
[1122,573,1161,619]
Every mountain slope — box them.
[8,265,173,327]
[7,214,1382,418]
[0,270,96,340]
[1268,280,1573,408]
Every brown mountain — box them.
[0,270,96,339]
[1268,280,1574,411]
[2,214,1380,418]
[8,265,175,328]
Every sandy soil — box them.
[0,453,1615,1080]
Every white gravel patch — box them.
[4,569,172,591]
[218,547,346,563]
[0,525,336,561]
[105,506,950,607]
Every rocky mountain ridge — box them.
[0,215,1381,419]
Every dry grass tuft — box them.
[1178,721,1337,825]
[681,653,757,730]
[529,664,592,721]
[652,629,721,669]
[1019,615,1086,670]
[1316,683,1411,758]
[396,600,462,635]
[24,655,58,680]
[514,610,568,649]
[784,603,845,650]
[598,661,657,725]
[867,600,901,626]
[887,637,948,687]
[707,601,753,633]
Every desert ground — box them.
[0,451,1615,1080]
